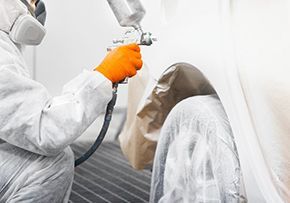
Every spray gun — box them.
[75,0,155,167]
[107,0,156,49]
[107,0,156,84]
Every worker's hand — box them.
[95,43,143,83]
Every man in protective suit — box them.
[0,0,143,202]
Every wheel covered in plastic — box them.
[150,95,245,202]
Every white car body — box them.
[141,0,290,202]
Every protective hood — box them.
[0,0,27,33]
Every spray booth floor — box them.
[70,142,151,203]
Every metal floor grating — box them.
[70,142,152,203]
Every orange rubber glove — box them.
[95,43,143,83]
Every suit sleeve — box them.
[0,64,112,156]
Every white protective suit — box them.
[0,1,112,202]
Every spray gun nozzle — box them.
[140,32,157,46]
